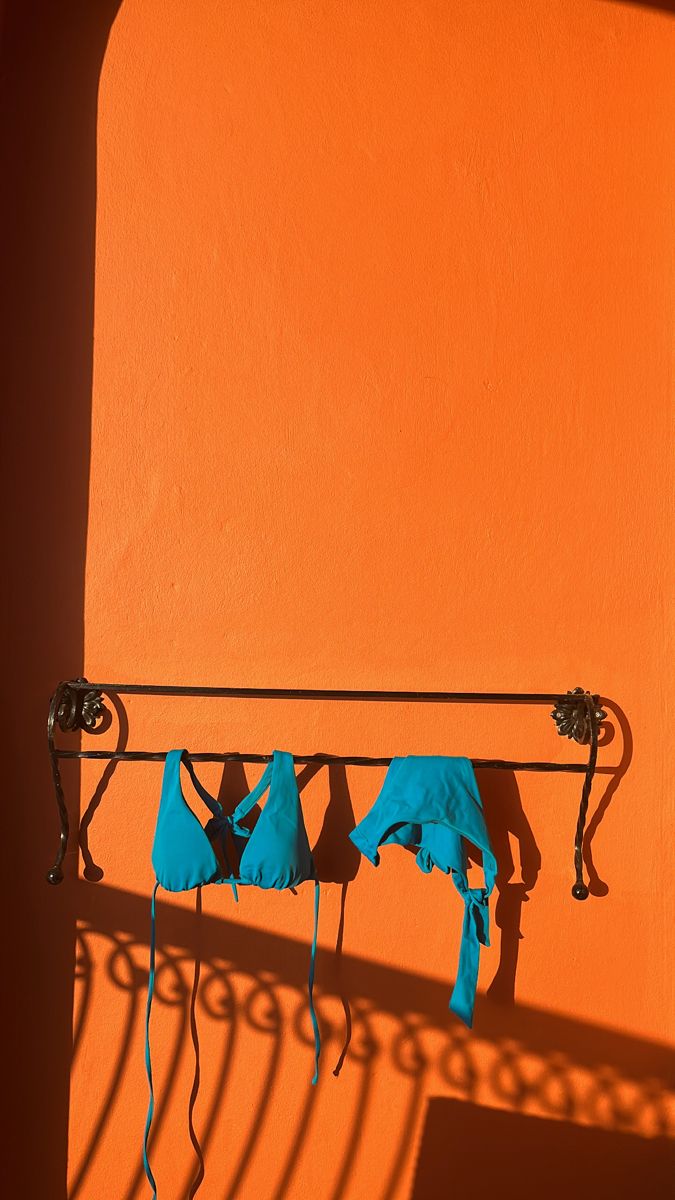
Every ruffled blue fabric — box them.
[350,755,496,1028]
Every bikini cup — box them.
[152,749,316,893]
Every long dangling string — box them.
[143,882,160,1197]
[449,885,490,1029]
[308,879,321,1085]
[332,881,352,1078]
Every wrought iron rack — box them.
[46,680,607,899]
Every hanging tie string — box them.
[308,880,321,1085]
[449,882,491,1029]
[143,882,159,1199]
[204,811,252,902]
[188,888,205,1199]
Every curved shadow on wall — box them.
[583,698,633,897]
[79,692,130,881]
[68,709,635,1111]
[478,770,541,1006]
[1,2,121,1196]
[70,880,675,1199]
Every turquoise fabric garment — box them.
[152,749,317,895]
[349,755,496,1029]
[144,750,320,1197]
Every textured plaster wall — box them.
[60,2,675,1196]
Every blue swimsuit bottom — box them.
[350,755,496,1028]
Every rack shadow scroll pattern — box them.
[69,884,675,1200]
[46,679,607,897]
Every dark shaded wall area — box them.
[1,2,120,1195]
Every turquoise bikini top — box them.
[143,750,320,1198]
[152,748,317,895]
[349,755,496,1028]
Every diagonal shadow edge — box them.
[77,880,674,1081]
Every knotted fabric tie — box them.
[449,884,491,1028]
[204,811,251,902]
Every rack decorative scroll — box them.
[46,680,607,898]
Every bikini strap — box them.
[449,849,496,1028]
[449,883,489,1027]
[180,752,222,818]
[181,751,240,901]
[308,879,321,1085]
[143,882,159,1198]
[229,755,276,825]
[188,888,205,1197]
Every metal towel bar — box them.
[46,679,607,898]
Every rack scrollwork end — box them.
[47,679,108,885]
[45,680,608,899]
[550,688,607,901]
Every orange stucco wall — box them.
[11,1,675,1197]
